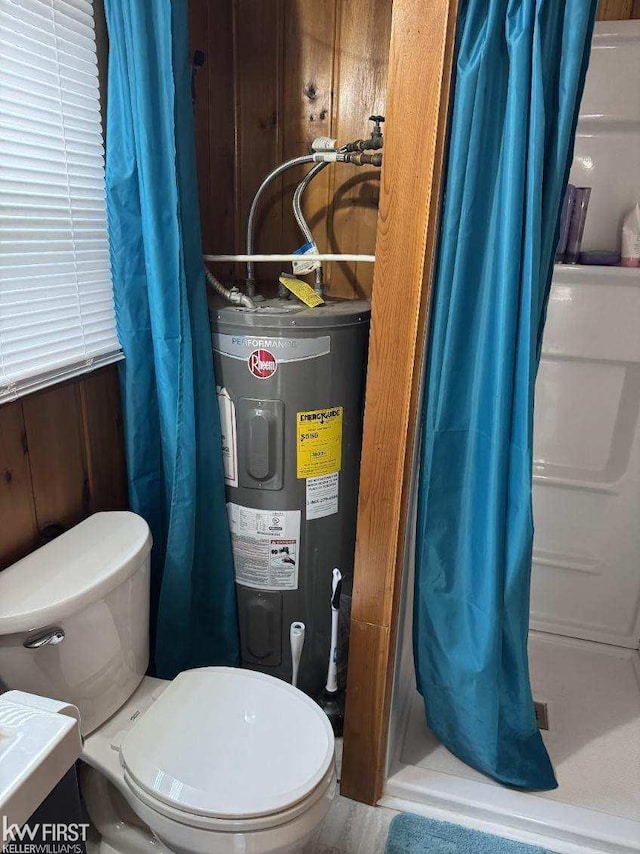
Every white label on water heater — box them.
[216,387,238,487]
[306,472,339,520]
[227,503,301,591]
[292,241,322,275]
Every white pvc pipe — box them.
[204,253,375,263]
[290,622,305,688]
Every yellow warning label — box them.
[296,407,343,479]
[279,274,325,308]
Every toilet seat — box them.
[119,667,335,826]
[123,761,336,834]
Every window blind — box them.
[0,0,121,402]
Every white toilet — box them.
[0,512,335,853]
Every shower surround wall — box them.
[530,21,640,648]
[385,21,640,854]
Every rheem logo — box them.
[248,349,277,379]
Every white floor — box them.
[303,796,397,854]
[304,737,399,853]
[384,633,640,853]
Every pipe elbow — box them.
[204,264,256,310]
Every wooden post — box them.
[341,0,459,805]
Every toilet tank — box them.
[0,512,152,735]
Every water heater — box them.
[211,297,370,696]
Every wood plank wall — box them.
[597,0,640,18]
[189,0,638,296]
[189,0,393,299]
[0,366,128,570]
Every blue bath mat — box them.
[385,814,552,853]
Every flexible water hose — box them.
[291,153,382,294]
[246,154,317,294]
[293,162,328,246]
[244,148,382,295]
[204,264,255,309]
[293,162,328,292]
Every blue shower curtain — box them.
[104,0,239,678]
[414,0,597,789]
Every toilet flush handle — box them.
[23,628,65,649]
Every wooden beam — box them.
[341,0,459,805]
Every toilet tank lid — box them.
[0,512,152,635]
